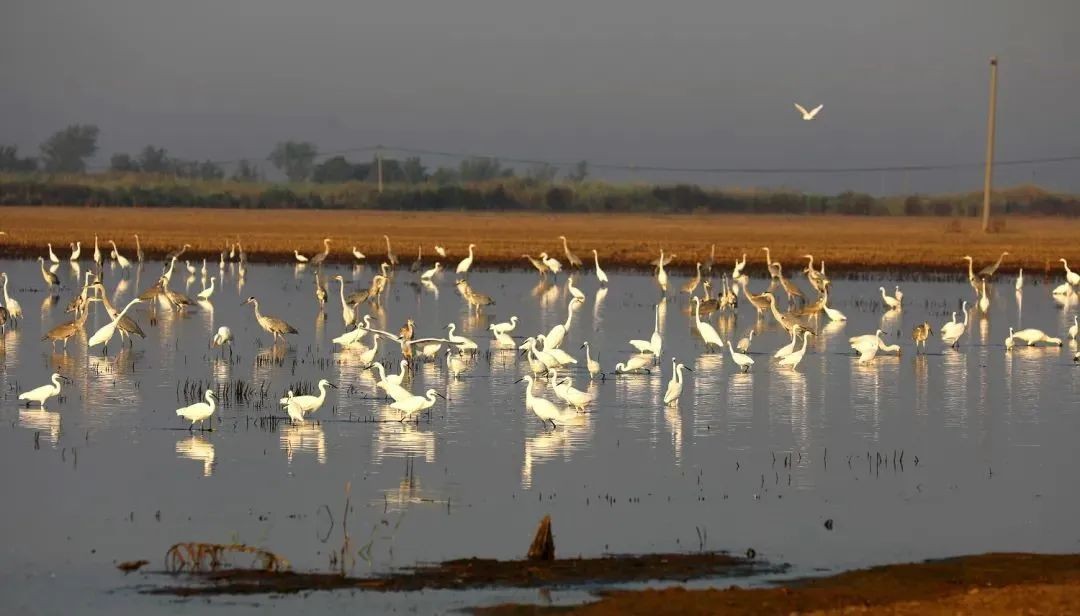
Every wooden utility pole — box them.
[376,147,384,194]
[981,57,999,232]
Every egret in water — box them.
[614,354,652,374]
[629,304,662,355]
[592,250,609,286]
[850,330,884,354]
[1015,268,1024,291]
[879,286,901,310]
[176,390,216,431]
[47,243,60,264]
[69,241,81,261]
[567,275,586,303]
[1061,258,1080,286]
[294,250,309,263]
[663,358,691,406]
[434,245,448,258]
[540,252,562,278]
[1010,328,1063,347]
[88,298,143,351]
[456,244,476,276]
[940,301,969,348]
[691,297,724,351]
[778,331,813,370]
[1069,316,1078,341]
[446,348,471,378]
[392,389,445,422]
[656,249,669,293]
[517,375,563,428]
[447,323,478,352]
[284,379,337,423]
[726,341,754,372]
[978,279,990,312]
[774,330,799,359]
[421,262,442,281]
[491,316,518,336]
[352,246,365,261]
[580,341,602,379]
[1,272,22,322]
[211,326,233,350]
[18,373,70,409]
[735,330,755,353]
[794,103,823,120]
[109,241,131,269]
[197,277,216,301]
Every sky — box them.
[2,0,1078,194]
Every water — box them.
[1,259,1078,614]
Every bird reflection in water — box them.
[21,410,61,447]
[280,423,327,465]
[374,422,435,464]
[176,435,216,476]
[521,413,591,490]
[593,287,607,326]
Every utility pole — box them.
[981,57,998,232]
[376,147,384,194]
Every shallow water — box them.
[1,258,1078,614]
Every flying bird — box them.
[794,103,823,120]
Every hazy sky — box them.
[2,0,1078,193]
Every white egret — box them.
[420,262,442,281]
[517,375,563,428]
[544,305,574,350]
[447,323,478,352]
[176,390,216,430]
[537,335,578,366]
[778,331,812,370]
[1,272,22,321]
[736,330,754,353]
[774,330,799,359]
[93,235,102,266]
[284,379,337,423]
[491,315,518,336]
[629,305,661,354]
[211,326,233,349]
[294,250,309,263]
[879,286,901,310]
[109,241,131,269]
[794,103,823,120]
[333,275,356,329]
[551,370,593,411]
[940,301,969,347]
[1005,327,1015,351]
[352,246,366,260]
[1015,268,1024,291]
[88,298,143,350]
[456,244,476,275]
[1069,316,1078,341]
[434,245,448,258]
[691,297,724,351]
[663,358,691,406]
[726,341,754,372]
[446,348,471,378]
[656,249,669,293]
[1010,328,1063,347]
[197,277,215,301]
[978,279,990,312]
[1062,258,1080,286]
[580,341,602,379]
[540,252,562,278]
[567,275,586,303]
[18,373,69,409]
[392,389,445,422]
[592,249,609,286]
[822,291,847,321]
[614,354,652,374]
[69,241,81,261]
[47,243,60,264]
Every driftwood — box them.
[526,515,555,561]
[164,543,290,573]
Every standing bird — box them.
[211,326,233,350]
[109,240,131,269]
[351,246,366,261]
[421,262,442,281]
[940,301,970,348]
[978,280,991,312]
[392,389,445,423]
[540,252,562,278]
[176,390,216,431]
[134,234,145,262]
[1,272,23,322]
[879,286,901,310]
[580,341,602,379]
[592,249,609,286]
[656,249,669,294]
[778,331,813,370]
[558,236,583,269]
[244,296,299,343]
[89,282,146,344]
[912,322,933,353]
[978,251,1009,278]
[456,244,476,277]
[165,243,192,262]
[726,341,755,372]
[517,375,563,428]
[681,263,702,294]
[383,235,397,267]
[93,235,103,267]
[664,358,691,406]
[1069,316,1078,341]
[88,298,143,351]
[197,277,216,301]
[19,373,70,409]
[294,250,309,263]
[1015,268,1024,291]
[308,238,332,266]
[333,275,356,329]
[283,379,337,423]
[410,245,424,273]
[691,297,724,351]
[446,348,471,379]
[41,306,89,349]
[38,257,59,287]
[69,242,82,261]
[47,243,60,264]
[1061,258,1080,286]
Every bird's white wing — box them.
[794,103,809,116]
[808,104,823,118]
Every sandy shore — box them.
[1,206,1078,273]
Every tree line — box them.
[0,124,590,185]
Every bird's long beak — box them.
[435,392,447,400]
[685,367,694,372]
[513,377,525,384]
[328,383,339,389]
[579,342,586,349]
[59,375,73,383]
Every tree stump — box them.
[526,515,555,561]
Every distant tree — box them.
[401,156,427,184]
[565,160,589,183]
[137,146,170,174]
[40,124,99,173]
[369,157,406,183]
[269,141,318,182]
[526,162,559,183]
[0,145,39,172]
[903,195,924,216]
[109,153,138,172]
[311,155,370,183]
[431,166,459,186]
[231,159,262,182]
[196,160,225,181]
[459,156,512,182]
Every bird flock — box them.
[2,233,1079,434]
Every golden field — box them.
[1,206,1079,273]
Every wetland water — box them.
[1,258,1078,613]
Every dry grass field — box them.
[1,206,1079,273]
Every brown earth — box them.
[475,553,1080,615]
[2,206,1078,273]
